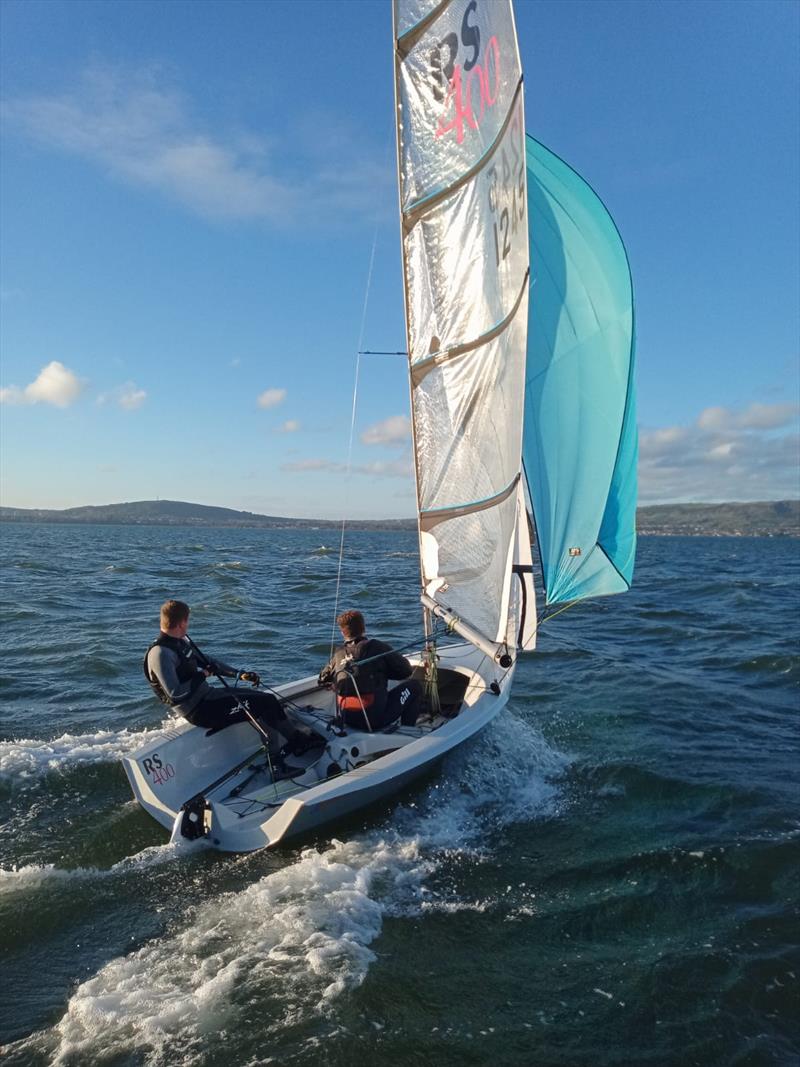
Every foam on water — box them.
[0,721,172,781]
[0,841,202,896]
[393,710,569,854]
[15,836,422,1065]
[12,714,565,1066]
[0,862,95,894]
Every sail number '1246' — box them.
[487,104,525,267]
[430,1,500,145]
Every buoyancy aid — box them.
[143,634,205,707]
[332,638,384,712]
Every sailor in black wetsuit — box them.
[318,609,421,731]
[144,599,305,753]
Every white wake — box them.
[8,711,567,1066]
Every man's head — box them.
[337,609,365,641]
[161,599,190,636]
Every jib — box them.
[142,753,163,776]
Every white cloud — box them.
[0,361,84,407]
[707,442,736,459]
[353,457,414,478]
[277,419,300,433]
[96,381,147,409]
[281,455,413,479]
[2,66,393,226]
[257,388,286,410]
[282,458,345,473]
[696,406,730,431]
[361,415,411,447]
[118,383,147,410]
[697,402,799,432]
[645,425,689,448]
[639,403,800,502]
[2,67,293,222]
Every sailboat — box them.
[122,0,637,853]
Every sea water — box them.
[0,523,797,1066]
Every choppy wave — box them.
[0,722,171,781]
[735,653,799,676]
[0,862,95,894]
[0,841,204,897]
[2,527,798,1066]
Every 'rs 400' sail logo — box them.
[429,1,501,144]
[141,752,176,787]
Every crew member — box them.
[319,609,421,731]
[144,599,308,754]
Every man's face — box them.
[177,614,190,638]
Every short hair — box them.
[161,599,190,630]
[337,609,365,639]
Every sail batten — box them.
[403,77,524,227]
[410,270,529,385]
[395,0,452,55]
[420,473,520,529]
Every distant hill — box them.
[0,499,797,536]
[636,500,799,537]
[0,499,415,531]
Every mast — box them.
[392,0,431,643]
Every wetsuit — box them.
[144,634,291,745]
[319,636,421,731]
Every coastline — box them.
[1,498,798,537]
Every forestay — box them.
[393,0,530,650]
[524,136,638,605]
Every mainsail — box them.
[393,0,530,656]
[524,136,638,605]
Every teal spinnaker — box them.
[524,135,638,605]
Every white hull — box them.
[123,642,514,852]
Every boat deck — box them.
[212,705,453,816]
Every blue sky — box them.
[1,0,798,518]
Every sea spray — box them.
[0,839,207,898]
[0,722,174,781]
